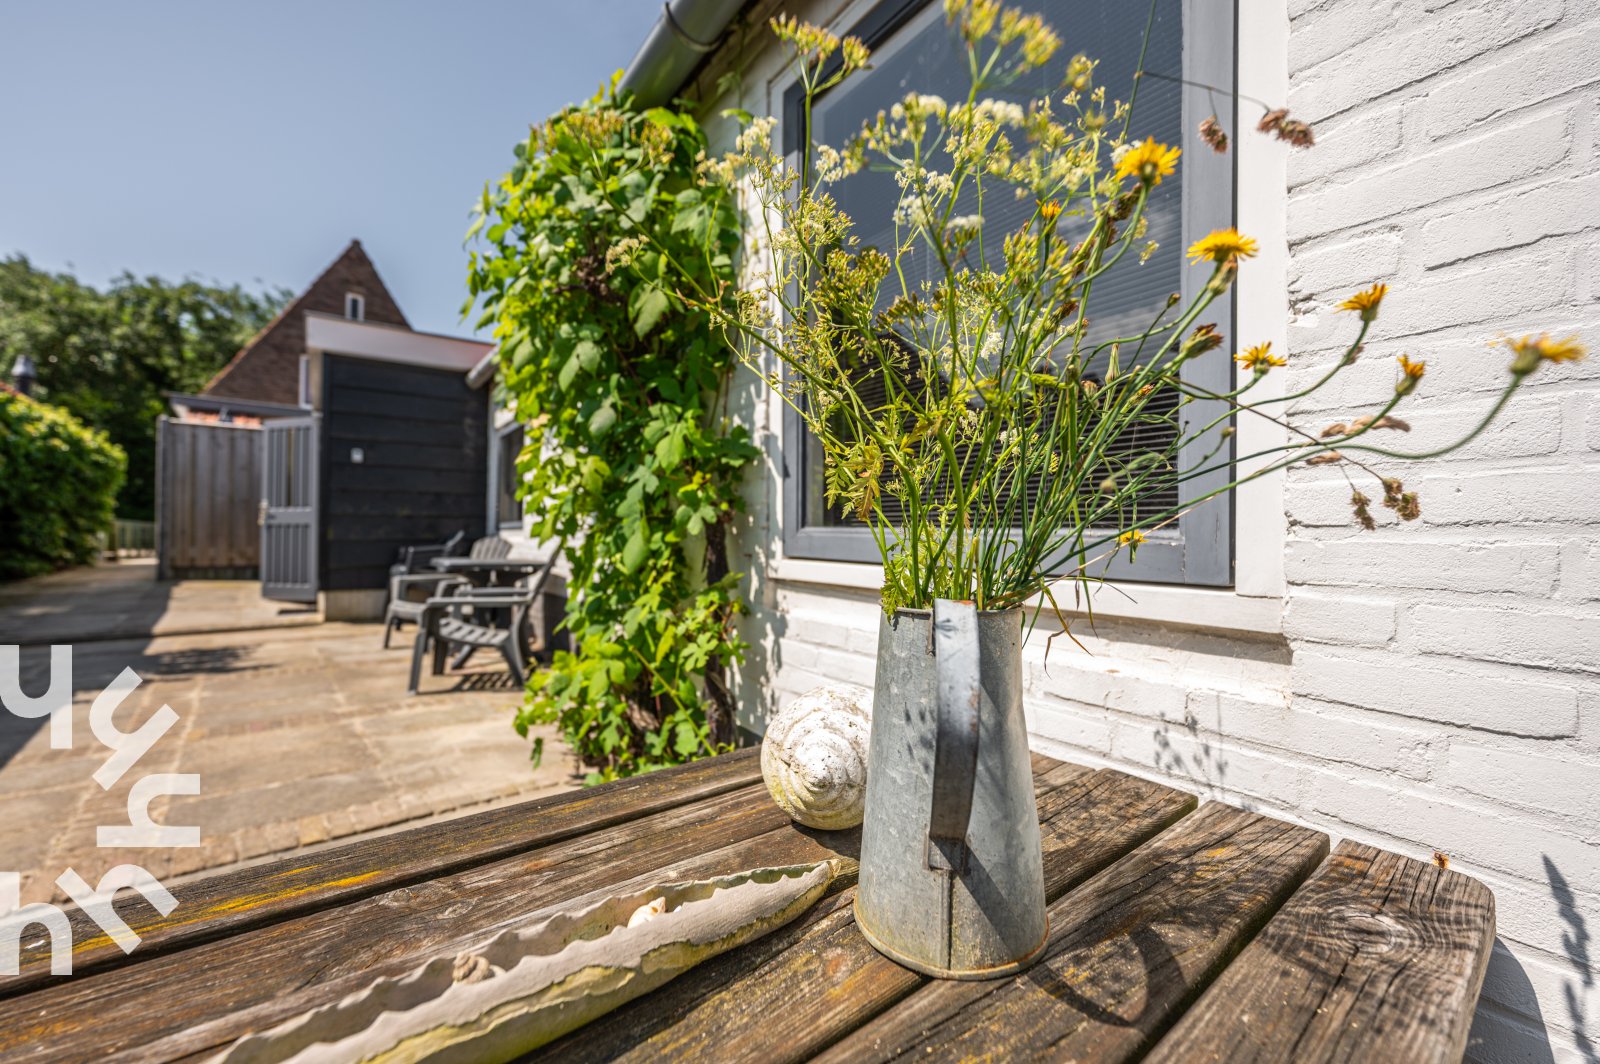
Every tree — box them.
[0,255,289,520]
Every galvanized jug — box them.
[854,600,1048,979]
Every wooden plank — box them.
[530,765,1198,1064]
[1145,840,1496,1064]
[0,781,791,1063]
[0,747,761,997]
[816,803,1329,1064]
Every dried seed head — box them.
[1307,451,1345,465]
[1351,490,1375,531]
[1278,120,1315,147]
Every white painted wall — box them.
[1278,1,1600,1058]
[681,0,1600,1059]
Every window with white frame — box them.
[494,422,526,528]
[345,292,365,321]
[780,0,1237,586]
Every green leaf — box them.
[507,333,535,371]
[631,287,669,338]
[588,403,617,437]
[656,427,685,470]
[574,339,602,372]
[620,526,648,573]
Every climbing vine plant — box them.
[467,86,756,782]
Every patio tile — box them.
[0,566,580,906]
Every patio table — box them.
[429,555,550,586]
[0,748,1494,1062]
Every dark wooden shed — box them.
[320,353,488,597]
[254,313,493,618]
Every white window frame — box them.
[756,0,1288,634]
[490,419,527,531]
[345,292,365,321]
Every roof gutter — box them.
[466,347,499,390]
[618,0,746,108]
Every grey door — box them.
[260,415,319,603]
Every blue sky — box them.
[0,1,658,337]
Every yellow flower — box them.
[1234,342,1286,372]
[1187,228,1259,264]
[1395,353,1426,395]
[1039,200,1063,222]
[1118,529,1147,547]
[1115,138,1180,186]
[1505,333,1587,375]
[1338,283,1388,323]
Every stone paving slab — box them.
[1,619,579,905]
[0,559,320,646]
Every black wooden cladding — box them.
[320,354,486,591]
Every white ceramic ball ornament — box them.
[761,684,873,830]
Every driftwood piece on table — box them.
[0,782,805,1064]
[214,863,838,1064]
[814,802,1329,1064]
[1145,839,1496,1064]
[0,747,762,998]
[529,760,1199,1064]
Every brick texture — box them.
[1277,1,1599,1058]
[201,240,408,404]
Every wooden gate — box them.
[260,415,320,603]
[156,418,263,579]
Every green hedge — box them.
[0,389,126,580]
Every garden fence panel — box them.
[156,417,263,579]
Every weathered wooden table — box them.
[0,748,1495,1062]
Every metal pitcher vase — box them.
[854,600,1048,979]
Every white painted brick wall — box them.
[705,0,1600,1058]
[1279,1,1598,1056]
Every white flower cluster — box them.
[890,93,949,121]
[893,165,954,196]
[946,214,984,237]
[813,143,846,184]
[894,199,936,228]
[949,98,1026,128]
[735,115,777,157]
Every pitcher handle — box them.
[929,598,980,847]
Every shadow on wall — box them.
[1150,705,1235,809]
[1477,943,1559,1064]
[733,596,789,742]
[1547,856,1598,1063]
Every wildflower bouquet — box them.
[615,0,1584,619]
